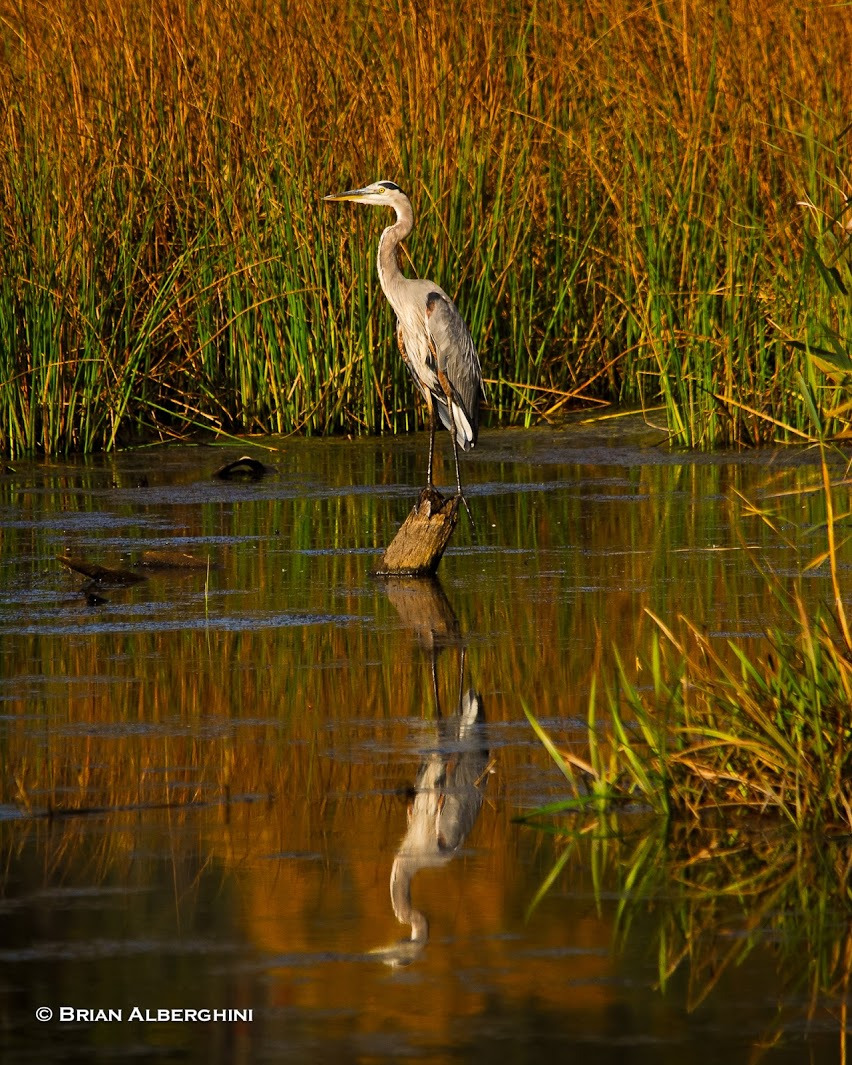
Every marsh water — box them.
[1,419,850,1063]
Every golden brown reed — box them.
[0,0,850,452]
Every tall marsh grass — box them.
[0,0,850,454]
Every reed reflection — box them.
[375,578,490,966]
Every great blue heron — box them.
[323,181,483,498]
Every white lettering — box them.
[57,1008,124,1022]
[90,1005,254,1023]
[91,1009,122,1022]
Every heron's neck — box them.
[390,856,429,943]
[377,199,414,313]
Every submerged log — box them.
[57,555,146,585]
[376,488,459,577]
[137,549,212,570]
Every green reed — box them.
[523,450,852,833]
[525,599,852,831]
[0,0,850,454]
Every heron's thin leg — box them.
[426,394,436,490]
[430,645,441,720]
[445,398,476,530]
[455,646,467,716]
[449,425,463,497]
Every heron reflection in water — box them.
[323,181,483,502]
[373,579,491,966]
[388,687,489,965]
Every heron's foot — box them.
[454,490,476,536]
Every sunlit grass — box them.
[525,606,852,831]
[0,0,850,454]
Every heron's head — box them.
[323,180,407,209]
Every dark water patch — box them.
[0,937,245,964]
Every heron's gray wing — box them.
[424,292,483,449]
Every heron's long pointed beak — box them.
[323,187,372,202]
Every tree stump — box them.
[375,488,460,577]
